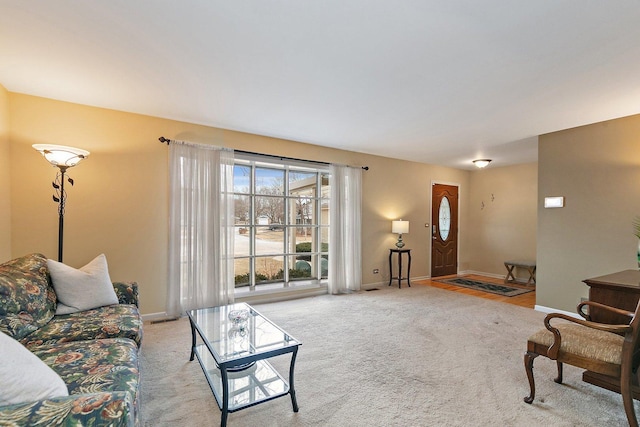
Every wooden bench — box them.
[504,260,536,286]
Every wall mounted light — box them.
[392,220,409,248]
[473,159,492,168]
[33,144,90,262]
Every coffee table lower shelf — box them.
[194,344,291,413]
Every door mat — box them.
[435,277,534,297]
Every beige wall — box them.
[7,93,472,315]
[0,84,10,261]
[362,160,471,276]
[467,162,537,280]
[538,114,640,312]
[12,92,638,315]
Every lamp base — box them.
[395,236,405,249]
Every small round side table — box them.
[388,248,411,288]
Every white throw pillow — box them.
[47,254,119,315]
[0,331,69,405]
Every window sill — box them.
[235,281,328,305]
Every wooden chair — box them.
[524,299,640,427]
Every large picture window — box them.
[233,154,330,293]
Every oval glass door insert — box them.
[439,196,451,241]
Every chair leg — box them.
[621,362,639,427]
[524,351,538,403]
[554,361,563,384]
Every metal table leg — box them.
[289,347,300,412]
[221,368,229,427]
[189,318,196,361]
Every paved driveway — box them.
[234,233,284,256]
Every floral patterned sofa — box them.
[0,253,143,426]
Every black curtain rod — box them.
[158,136,369,170]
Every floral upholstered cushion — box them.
[0,390,134,427]
[31,338,139,399]
[21,304,143,348]
[0,338,139,426]
[0,253,56,340]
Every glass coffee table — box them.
[187,303,301,427]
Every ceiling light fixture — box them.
[473,159,492,168]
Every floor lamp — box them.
[33,144,90,262]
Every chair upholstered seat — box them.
[524,299,640,427]
[528,324,624,365]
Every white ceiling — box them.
[2,1,640,170]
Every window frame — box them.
[233,153,329,294]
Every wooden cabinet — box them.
[582,270,640,398]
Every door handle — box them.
[432,224,437,240]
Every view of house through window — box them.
[233,155,330,293]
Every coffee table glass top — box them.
[188,302,300,365]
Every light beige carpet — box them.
[140,284,637,426]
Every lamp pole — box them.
[55,166,70,262]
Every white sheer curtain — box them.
[167,141,235,317]
[328,164,362,294]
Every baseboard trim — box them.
[534,304,581,319]
[142,312,178,322]
[461,269,533,284]
[362,276,430,290]
[462,270,503,280]
[362,281,387,290]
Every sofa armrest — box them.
[0,391,134,427]
[113,281,139,308]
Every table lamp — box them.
[392,220,409,249]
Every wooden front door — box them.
[431,183,458,277]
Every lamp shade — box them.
[392,220,409,234]
[33,144,90,167]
